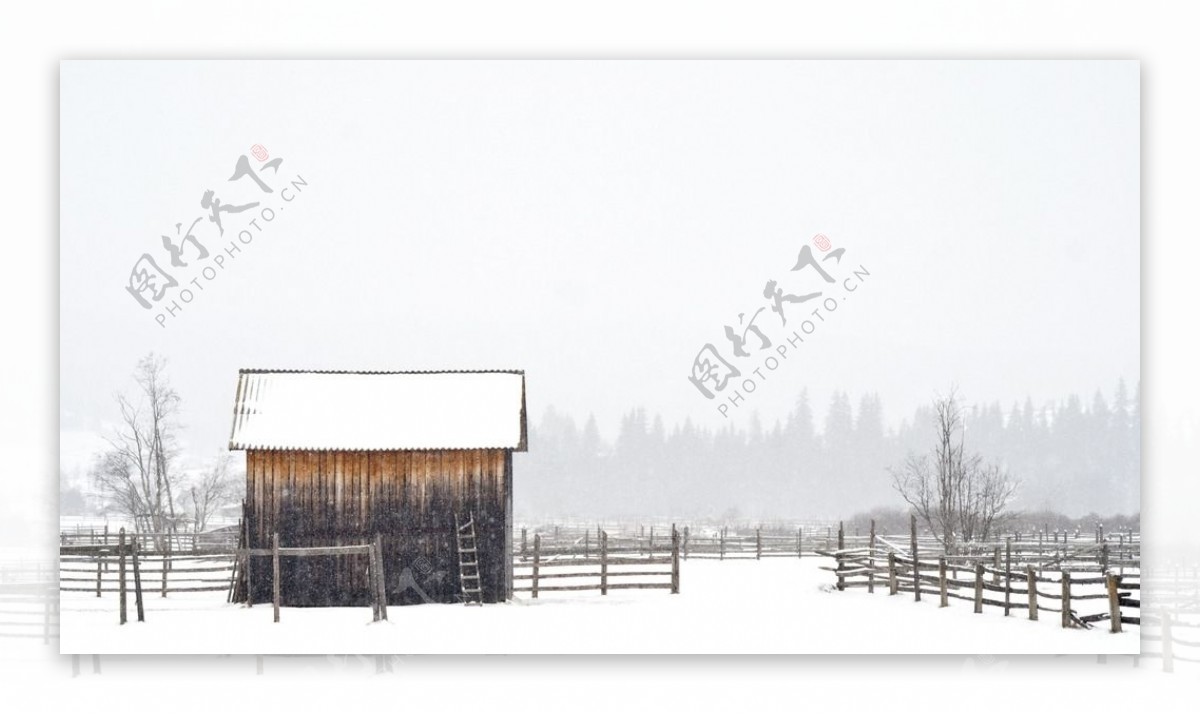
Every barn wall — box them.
[242,448,512,606]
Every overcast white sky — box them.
[59,60,1138,469]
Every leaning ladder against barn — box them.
[456,513,484,605]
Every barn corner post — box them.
[504,449,514,602]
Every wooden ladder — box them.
[455,513,484,606]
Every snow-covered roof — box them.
[228,369,527,452]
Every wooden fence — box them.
[60,526,238,554]
[514,529,680,597]
[233,533,388,623]
[58,528,146,625]
[60,548,235,597]
[820,518,1140,633]
[517,524,832,561]
[515,521,1138,565]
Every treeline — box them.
[516,381,1140,521]
[844,506,1140,539]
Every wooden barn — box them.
[227,368,527,607]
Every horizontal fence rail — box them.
[513,528,680,597]
[60,551,235,595]
[514,522,1138,567]
[817,518,1140,634]
[60,527,238,554]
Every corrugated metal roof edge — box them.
[228,444,529,453]
[237,368,526,375]
[227,369,529,453]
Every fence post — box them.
[584,530,590,559]
[161,528,171,597]
[521,528,527,559]
[95,555,102,598]
[671,524,680,594]
[974,563,983,613]
[910,515,920,602]
[868,520,876,594]
[650,526,654,556]
[888,552,897,595]
[938,557,948,607]
[1101,543,1110,573]
[272,532,281,623]
[992,547,1001,585]
[719,529,725,561]
[836,550,845,592]
[1004,537,1012,616]
[1162,610,1174,673]
[756,527,762,560]
[368,539,381,622]
[374,533,388,620]
[1118,534,1124,576]
[1106,573,1122,634]
[118,528,127,625]
[600,531,608,596]
[1027,565,1037,621]
[532,534,541,599]
[797,527,802,559]
[1061,572,1072,628]
[131,538,144,622]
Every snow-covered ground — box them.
[59,557,1137,654]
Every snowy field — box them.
[60,557,1137,655]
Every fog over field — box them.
[59,61,1139,524]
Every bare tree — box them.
[890,389,1018,551]
[90,354,183,548]
[187,451,242,533]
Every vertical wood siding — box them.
[244,448,511,606]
